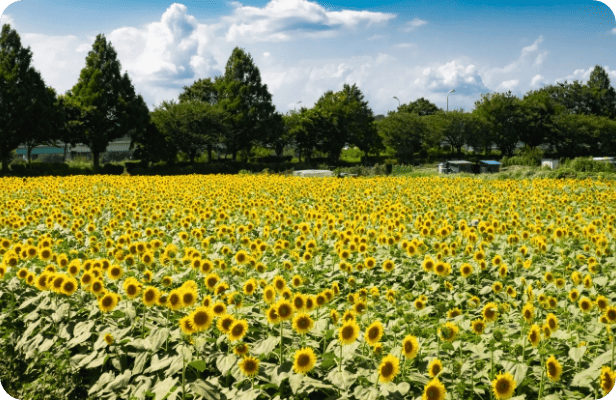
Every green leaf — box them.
[67,320,95,348]
[289,373,303,394]
[133,351,150,375]
[252,336,278,356]
[188,360,207,372]
[149,328,169,353]
[216,353,236,376]
[150,376,179,400]
[191,378,221,400]
[165,354,185,378]
[144,355,174,374]
[327,370,356,390]
[106,369,132,391]
[569,346,586,364]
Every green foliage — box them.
[500,146,544,167]
[562,157,615,172]
[377,112,428,164]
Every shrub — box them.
[563,157,615,173]
[500,146,544,167]
[101,163,125,175]
[37,153,65,163]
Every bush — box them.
[563,157,615,173]
[11,164,26,172]
[101,151,133,164]
[101,163,125,175]
[501,146,544,167]
[37,153,65,163]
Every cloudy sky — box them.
[1,0,615,116]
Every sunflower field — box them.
[0,175,615,400]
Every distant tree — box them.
[68,34,150,170]
[130,119,175,166]
[398,97,443,116]
[473,91,524,156]
[520,88,567,149]
[215,47,277,160]
[0,24,51,172]
[19,75,61,166]
[424,109,471,156]
[464,114,494,155]
[179,77,221,105]
[339,84,383,161]
[284,108,318,162]
[263,111,290,157]
[586,65,616,119]
[374,114,386,121]
[312,90,350,162]
[377,111,429,164]
[547,113,605,157]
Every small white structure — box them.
[592,157,616,168]
[292,170,334,177]
[541,159,559,169]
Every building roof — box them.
[480,160,501,165]
[448,160,473,164]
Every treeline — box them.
[2,23,616,173]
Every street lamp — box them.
[393,96,400,107]
[447,89,455,112]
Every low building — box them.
[446,160,474,174]
[292,170,334,177]
[541,159,560,169]
[592,157,616,169]
[479,160,501,173]
[15,137,132,161]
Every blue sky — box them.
[1,0,615,116]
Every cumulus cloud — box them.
[393,43,415,49]
[0,13,14,27]
[222,0,395,42]
[496,79,519,92]
[612,27,616,35]
[554,65,616,85]
[402,18,427,32]
[530,74,546,88]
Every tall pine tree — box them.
[0,24,52,172]
[215,47,277,160]
[68,34,149,169]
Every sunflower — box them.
[472,319,486,335]
[107,264,124,281]
[234,342,249,357]
[228,319,249,342]
[402,335,419,359]
[143,286,160,307]
[35,272,51,291]
[61,277,78,296]
[378,354,399,383]
[98,292,120,313]
[447,308,462,319]
[292,293,306,311]
[579,297,593,313]
[364,321,384,346]
[604,306,616,324]
[422,379,446,400]
[439,322,459,343]
[263,285,277,304]
[293,347,317,374]
[104,333,114,345]
[382,260,395,273]
[167,289,183,311]
[492,371,516,400]
[546,355,562,382]
[292,312,314,335]
[415,298,426,310]
[492,281,503,293]
[276,299,294,321]
[569,288,580,302]
[339,320,360,345]
[217,314,235,334]
[179,315,196,335]
[353,300,367,315]
[212,301,227,316]
[597,295,609,310]
[190,306,214,332]
[522,303,534,324]
[528,324,541,347]
[180,288,198,308]
[546,313,558,332]
[601,366,615,396]
[483,302,499,323]
[204,273,220,291]
[292,275,303,287]
[243,279,257,295]
[428,358,442,378]
[239,356,259,378]
[460,263,473,278]
[273,275,286,293]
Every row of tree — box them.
[2,22,616,172]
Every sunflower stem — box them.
[611,332,614,371]
[339,343,343,372]
[141,304,147,336]
[279,321,284,366]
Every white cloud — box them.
[367,34,387,40]
[393,43,415,49]
[534,52,547,67]
[0,13,14,27]
[530,74,546,88]
[222,0,395,43]
[496,79,519,91]
[612,27,616,34]
[521,36,544,57]
[402,18,427,32]
[554,65,616,85]
[263,52,271,58]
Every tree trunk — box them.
[189,149,196,165]
[93,151,100,171]
[1,156,7,173]
[208,144,212,163]
[27,146,32,167]
[63,143,68,162]
[232,151,237,161]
